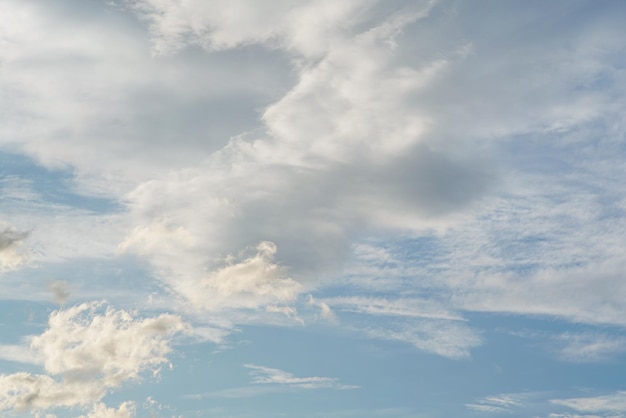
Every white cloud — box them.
[325,296,463,321]
[115,2,491,320]
[0,302,186,414]
[466,394,525,414]
[363,319,481,359]
[307,295,336,322]
[131,240,303,313]
[0,344,38,365]
[78,402,136,418]
[552,332,626,362]
[129,0,377,57]
[244,364,357,390]
[552,391,626,415]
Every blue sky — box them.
[1,0,626,417]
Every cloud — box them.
[324,296,463,321]
[452,257,626,326]
[2,0,625,368]
[129,0,377,57]
[48,280,70,306]
[551,391,626,415]
[78,402,136,418]
[115,2,491,320]
[122,237,302,313]
[188,364,357,399]
[307,295,336,322]
[0,223,29,272]
[363,319,481,359]
[552,332,626,362]
[244,364,358,390]
[0,302,186,414]
[0,345,38,365]
[466,394,525,414]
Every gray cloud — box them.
[0,224,29,271]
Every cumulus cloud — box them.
[78,402,136,418]
[0,302,185,414]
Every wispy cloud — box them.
[324,296,464,321]
[244,364,358,390]
[466,393,525,414]
[187,364,357,400]
[0,344,38,365]
[552,332,626,362]
[551,391,626,415]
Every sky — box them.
[1,0,626,417]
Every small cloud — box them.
[244,364,358,390]
[307,295,336,322]
[0,224,29,272]
[48,280,70,306]
[177,241,302,312]
[466,393,527,414]
[265,305,304,325]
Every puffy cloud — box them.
[0,302,185,414]
[179,241,302,312]
[78,402,136,418]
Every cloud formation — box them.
[551,391,626,416]
[245,364,357,390]
[0,224,28,272]
[0,302,185,414]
